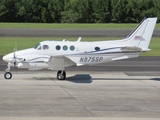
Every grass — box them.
[141,38,160,56]
[0,37,159,56]
[0,22,160,29]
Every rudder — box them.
[126,18,157,50]
[138,18,157,50]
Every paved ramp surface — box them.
[0,71,160,120]
[0,28,160,37]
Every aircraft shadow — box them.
[31,75,160,82]
[92,78,141,80]
[92,77,160,81]
[151,78,160,81]
[66,74,92,83]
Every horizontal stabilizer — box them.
[112,54,139,61]
[121,46,142,52]
[112,56,129,61]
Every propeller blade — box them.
[13,48,15,58]
[13,42,18,69]
[15,42,17,52]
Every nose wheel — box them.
[4,63,12,79]
[4,72,12,79]
[57,70,66,80]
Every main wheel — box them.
[57,71,66,80]
[4,72,12,79]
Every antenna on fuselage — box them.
[76,37,82,42]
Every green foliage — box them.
[0,0,160,23]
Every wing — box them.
[48,56,76,68]
[17,54,76,70]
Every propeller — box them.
[8,42,25,72]
[13,42,18,72]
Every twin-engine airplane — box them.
[3,18,157,80]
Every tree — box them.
[61,0,84,23]
[0,0,19,22]
[92,0,111,23]
[0,0,160,23]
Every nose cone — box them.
[3,55,9,62]
[2,53,12,62]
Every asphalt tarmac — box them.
[0,71,160,120]
[0,28,160,37]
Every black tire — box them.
[63,71,66,80]
[4,72,12,79]
[57,71,66,80]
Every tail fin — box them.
[126,18,157,51]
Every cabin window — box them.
[63,45,68,51]
[95,47,100,51]
[43,45,49,50]
[34,43,41,49]
[70,45,75,51]
[56,45,61,50]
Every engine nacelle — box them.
[9,58,25,63]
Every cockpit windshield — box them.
[34,43,41,49]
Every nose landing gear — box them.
[4,72,12,79]
[4,63,12,79]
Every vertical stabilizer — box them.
[126,18,157,50]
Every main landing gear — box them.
[57,70,66,80]
[4,63,12,79]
